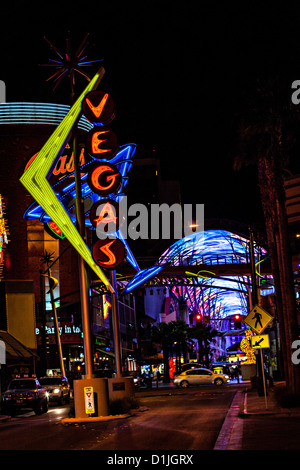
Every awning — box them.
[0,330,38,360]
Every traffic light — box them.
[195,313,202,326]
[234,314,241,329]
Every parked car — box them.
[172,363,203,379]
[39,376,70,404]
[173,368,230,388]
[126,372,143,389]
[2,377,48,415]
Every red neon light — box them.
[82,91,116,125]
[103,295,111,319]
[91,129,112,155]
[91,166,118,191]
[92,237,126,270]
[94,202,117,226]
[86,93,109,119]
[26,147,85,177]
[98,240,116,266]
[48,222,62,236]
[52,148,85,176]
[88,163,121,196]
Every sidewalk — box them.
[218,381,300,450]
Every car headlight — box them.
[53,388,60,394]
[225,375,230,379]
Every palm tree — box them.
[188,324,218,367]
[233,77,300,395]
[169,320,190,372]
[151,322,174,383]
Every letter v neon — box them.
[19,66,114,293]
[86,93,109,118]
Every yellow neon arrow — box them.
[20,67,114,293]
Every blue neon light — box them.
[122,230,269,317]
[123,266,164,294]
[22,140,138,271]
[0,102,93,132]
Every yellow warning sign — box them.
[250,334,270,349]
[84,386,95,415]
[243,305,273,334]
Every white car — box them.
[39,376,70,404]
[173,368,230,388]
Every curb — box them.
[238,389,278,418]
[60,405,148,425]
[238,389,248,418]
[213,390,244,450]
[61,413,131,424]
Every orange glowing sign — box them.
[92,237,126,270]
[86,93,109,119]
[87,163,122,196]
[26,145,86,178]
[103,294,112,319]
[82,90,116,125]
[89,199,119,233]
[85,127,118,160]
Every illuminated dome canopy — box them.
[123,230,268,320]
[159,229,256,265]
[159,229,266,319]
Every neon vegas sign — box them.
[20,67,114,291]
[23,143,136,227]
[21,68,138,275]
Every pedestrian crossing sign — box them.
[84,386,95,415]
[250,334,270,349]
[243,305,274,334]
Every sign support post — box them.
[110,270,123,377]
[73,128,94,379]
[260,349,268,409]
[249,228,265,398]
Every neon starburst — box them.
[41,33,103,91]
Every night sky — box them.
[2,2,300,235]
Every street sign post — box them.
[250,334,270,349]
[244,305,273,410]
[243,304,273,334]
[84,386,95,415]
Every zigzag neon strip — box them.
[19,67,114,293]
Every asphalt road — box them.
[0,384,242,451]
